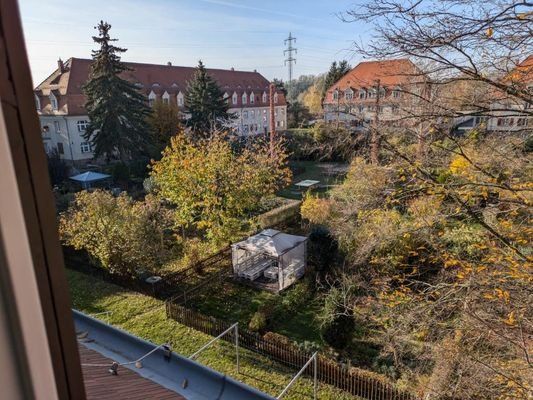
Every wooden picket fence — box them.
[166,301,418,400]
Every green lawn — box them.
[278,161,348,199]
[187,279,323,346]
[67,270,358,400]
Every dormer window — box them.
[177,91,184,106]
[223,92,229,104]
[162,91,170,104]
[232,92,238,105]
[332,90,339,101]
[242,92,248,105]
[367,90,375,99]
[359,90,366,99]
[262,92,267,103]
[49,92,58,110]
[345,88,353,101]
[148,90,156,106]
[274,92,279,104]
[35,94,41,111]
[250,92,255,104]
[392,89,401,98]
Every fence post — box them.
[313,352,317,400]
[235,323,240,373]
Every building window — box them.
[345,90,353,101]
[162,91,170,104]
[262,92,267,103]
[77,120,88,132]
[392,105,400,114]
[250,110,255,118]
[243,124,249,134]
[57,142,64,154]
[49,93,58,110]
[276,121,281,128]
[243,111,248,119]
[250,92,255,104]
[54,120,61,133]
[242,92,247,105]
[223,92,229,104]
[359,90,366,99]
[35,94,41,111]
[80,142,92,153]
[367,91,375,99]
[148,91,156,106]
[358,105,364,112]
[232,92,238,105]
[177,92,184,106]
[274,93,279,104]
[393,89,401,98]
[497,118,514,126]
[332,90,339,100]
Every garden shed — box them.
[232,229,307,292]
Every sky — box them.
[19,0,371,86]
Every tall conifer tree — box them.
[185,60,231,138]
[83,21,150,161]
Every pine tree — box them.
[322,60,351,102]
[83,21,150,161]
[185,60,231,138]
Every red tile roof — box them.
[79,344,185,400]
[324,59,421,104]
[35,58,286,115]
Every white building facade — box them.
[34,58,287,163]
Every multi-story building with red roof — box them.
[34,58,287,162]
[322,58,425,130]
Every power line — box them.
[283,32,297,83]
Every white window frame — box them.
[274,92,279,104]
[232,92,238,105]
[53,120,61,134]
[35,94,41,111]
[242,92,248,105]
[262,92,267,103]
[345,89,353,101]
[49,93,58,110]
[80,142,92,153]
[250,92,255,104]
[177,91,184,106]
[359,90,366,99]
[76,120,88,132]
[332,90,339,101]
[148,90,157,106]
[162,91,170,104]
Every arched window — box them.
[232,92,238,105]
[262,92,267,103]
[177,92,184,106]
[242,92,248,105]
[332,90,339,101]
[250,92,255,104]
[162,91,170,104]
[273,92,279,104]
[49,92,58,110]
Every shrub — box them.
[307,226,338,277]
[320,313,355,350]
[248,311,268,333]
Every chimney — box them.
[230,67,235,71]
[57,58,65,73]
[167,61,172,66]
[253,69,257,73]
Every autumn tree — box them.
[185,60,231,138]
[59,191,175,274]
[147,99,182,157]
[83,21,151,161]
[150,132,291,243]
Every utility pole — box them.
[370,79,381,164]
[284,32,297,87]
[269,82,276,160]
